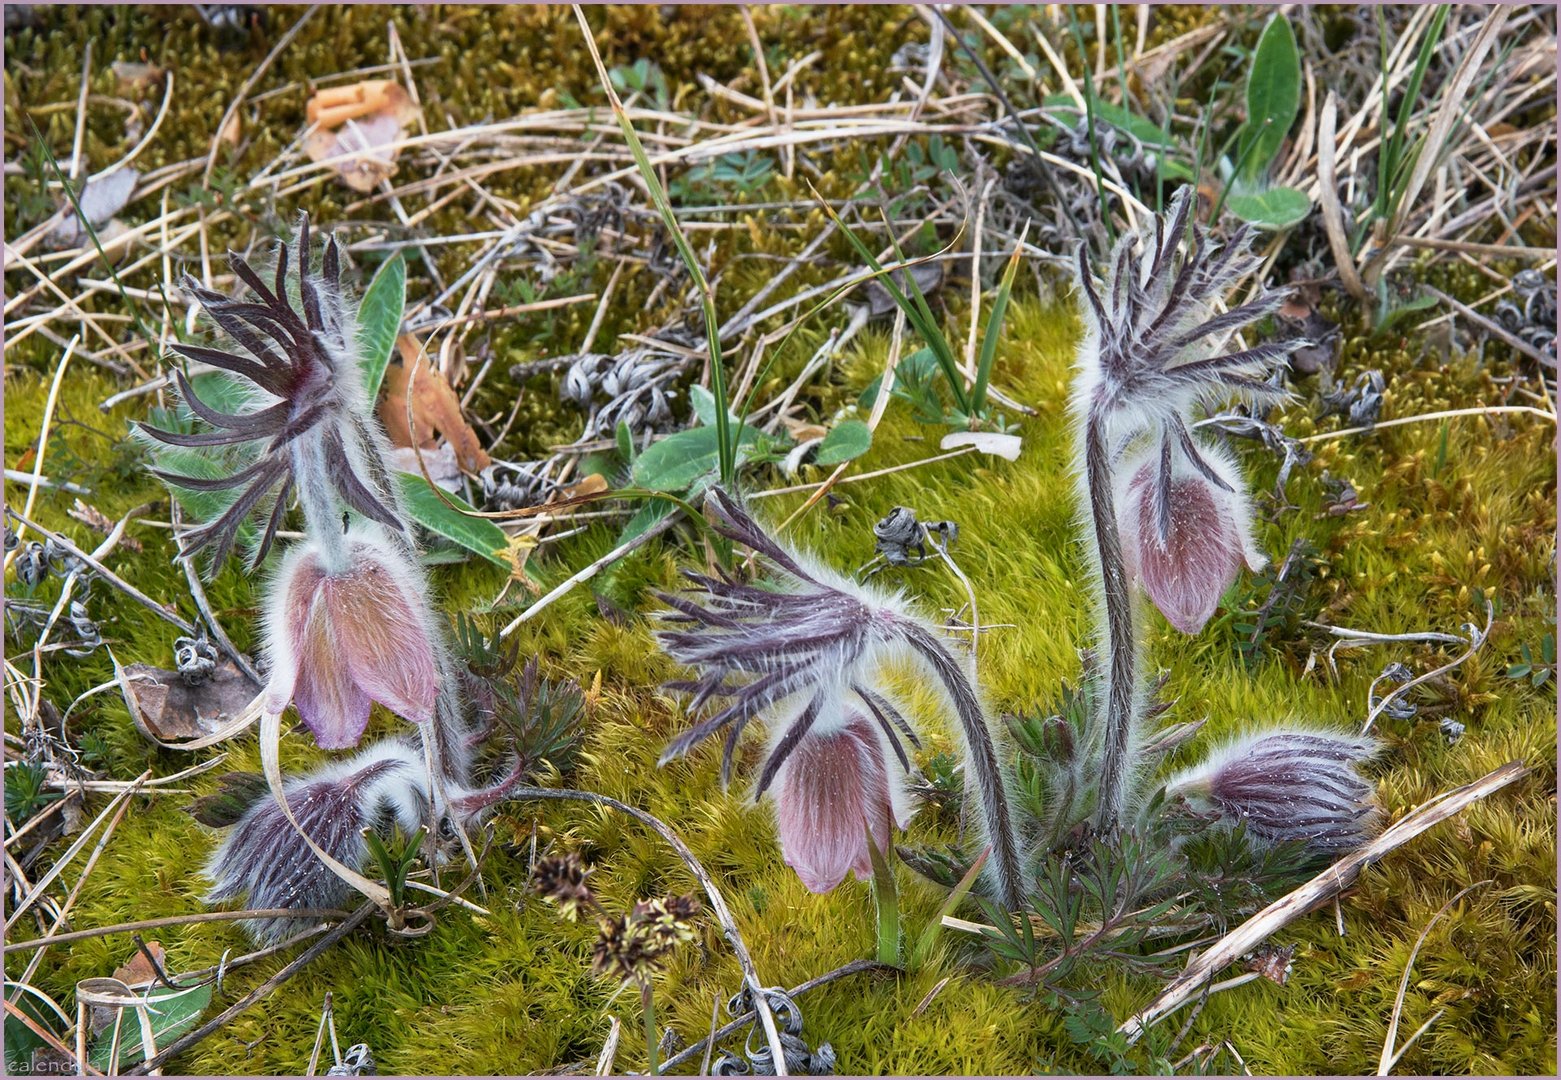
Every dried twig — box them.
[1119,761,1529,1042]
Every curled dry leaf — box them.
[47,168,139,251]
[940,430,1023,461]
[111,61,166,93]
[304,80,420,193]
[379,334,492,472]
[388,442,462,492]
[119,659,260,744]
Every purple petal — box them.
[771,712,908,893]
[328,540,438,726]
[1122,465,1242,634]
[293,590,374,750]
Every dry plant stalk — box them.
[1119,760,1529,1042]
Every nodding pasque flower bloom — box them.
[1071,185,1304,829]
[138,213,404,569]
[655,488,1023,908]
[770,707,912,892]
[1073,185,1299,635]
[1166,728,1380,855]
[202,735,531,943]
[263,525,439,749]
[1116,438,1266,634]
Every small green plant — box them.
[362,824,429,916]
[670,151,776,203]
[817,192,1025,431]
[1507,633,1555,688]
[608,58,670,109]
[4,761,60,824]
[1215,12,1313,230]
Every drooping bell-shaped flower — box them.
[1167,727,1379,855]
[1117,436,1266,634]
[263,526,438,749]
[769,707,912,893]
[655,488,1024,908]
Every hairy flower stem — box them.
[902,624,1022,910]
[1084,412,1137,833]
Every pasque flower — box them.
[1116,437,1266,634]
[204,741,422,943]
[769,706,912,893]
[656,489,1023,908]
[1071,185,1303,828]
[138,212,405,569]
[1167,727,1379,855]
[263,525,439,749]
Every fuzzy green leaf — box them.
[1226,185,1312,230]
[814,420,873,466]
[395,472,509,566]
[1239,14,1301,182]
[356,253,406,403]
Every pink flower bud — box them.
[769,709,911,893]
[1118,440,1266,634]
[263,528,438,749]
[1168,727,1379,855]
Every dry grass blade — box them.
[1119,761,1529,1042]
[1317,93,1366,303]
[123,903,376,1075]
[1380,9,1512,256]
[1377,879,1491,1074]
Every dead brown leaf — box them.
[379,336,491,472]
[120,659,259,744]
[304,81,420,193]
[561,473,608,500]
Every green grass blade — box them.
[808,183,969,415]
[574,6,733,487]
[971,222,1028,419]
[909,846,991,972]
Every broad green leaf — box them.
[688,384,718,426]
[88,984,211,1071]
[5,1006,50,1074]
[616,496,676,546]
[1226,185,1312,230]
[1239,14,1301,182]
[395,471,509,567]
[356,253,406,403]
[814,419,873,466]
[631,425,762,492]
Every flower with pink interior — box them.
[1166,727,1379,855]
[263,526,439,749]
[769,706,912,893]
[655,488,1024,908]
[1117,437,1266,634]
